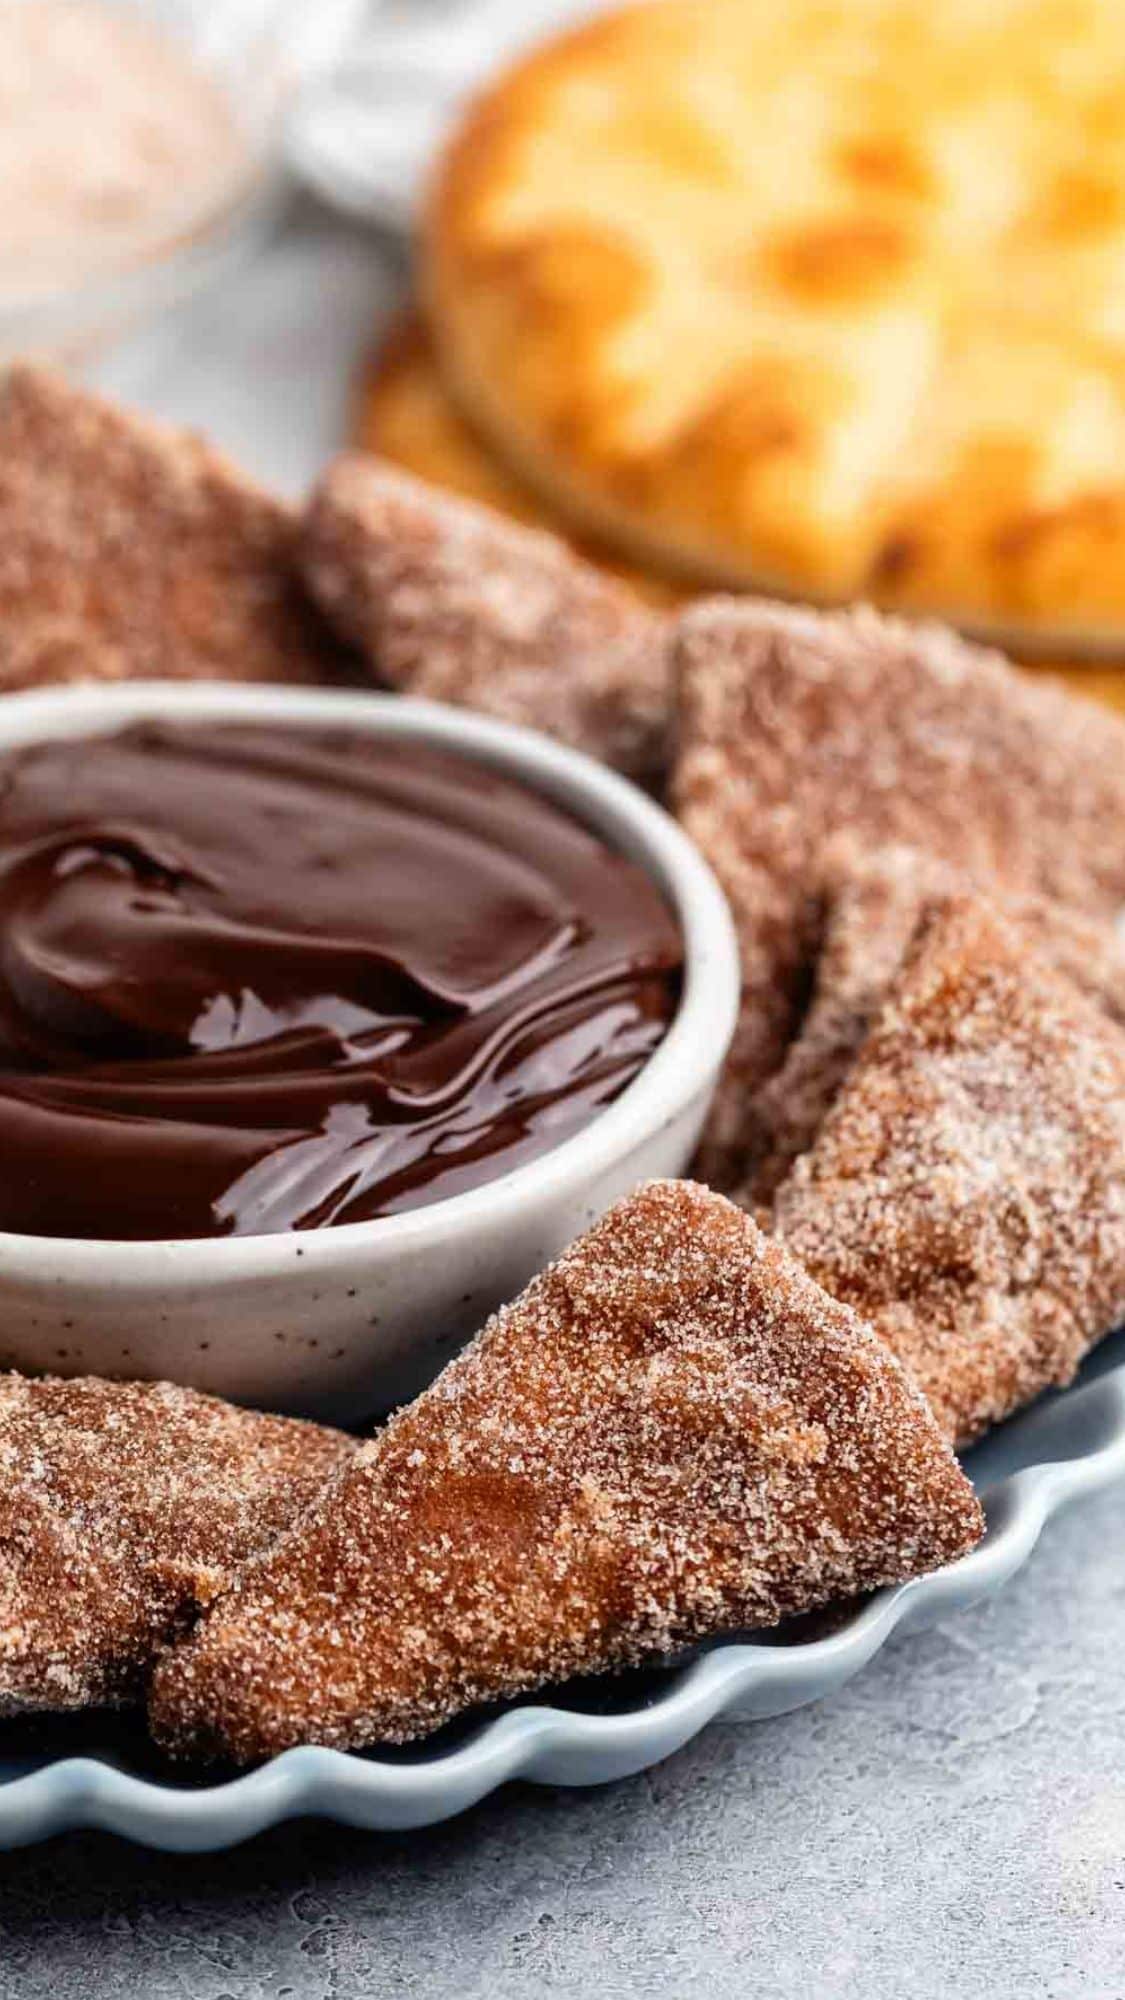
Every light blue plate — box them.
[4,1326,1124,1851]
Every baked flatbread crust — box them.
[427,0,1125,650]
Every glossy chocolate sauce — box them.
[0,722,682,1238]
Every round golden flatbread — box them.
[425,0,1125,653]
[355,313,685,607]
[352,318,1125,711]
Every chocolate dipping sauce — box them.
[0,723,682,1239]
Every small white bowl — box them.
[0,0,363,364]
[0,680,740,1420]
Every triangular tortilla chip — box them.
[749,842,1125,1205]
[149,1180,981,1763]
[0,1375,353,1714]
[773,895,1125,1444]
[302,455,672,781]
[0,367,348,691]
[673,598,1125,1184]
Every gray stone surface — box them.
[3,204,1122,1998]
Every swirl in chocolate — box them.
[0,722,682,1238]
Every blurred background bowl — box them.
[0,0,364,364]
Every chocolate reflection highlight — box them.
[0,723,682,1238]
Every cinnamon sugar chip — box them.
[748,841,1125,1206]
[149,1181,981,1763]
[0,1374,353,1714]
[301,455,672,781]
[773,895,1125,1445]
[673,598,1125,1185]
[0,366,349,692]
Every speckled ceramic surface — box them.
[4,1326,1123,1851]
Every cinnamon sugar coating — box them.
[748,841,1125,1206]
[773,895,1125,1445]
[149,1181,981,1764]
[0,1374,353,1715]
[0,367,348,692]
[673,598,1125,1185]
[302,454,672,781]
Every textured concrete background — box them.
[1,206,1122,1997]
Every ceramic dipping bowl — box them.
[0,680,740,1420]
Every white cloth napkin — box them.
[287,0,607,232]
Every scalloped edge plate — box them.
[4,1329,1125,1850]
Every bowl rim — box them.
[0,678,740,1278]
